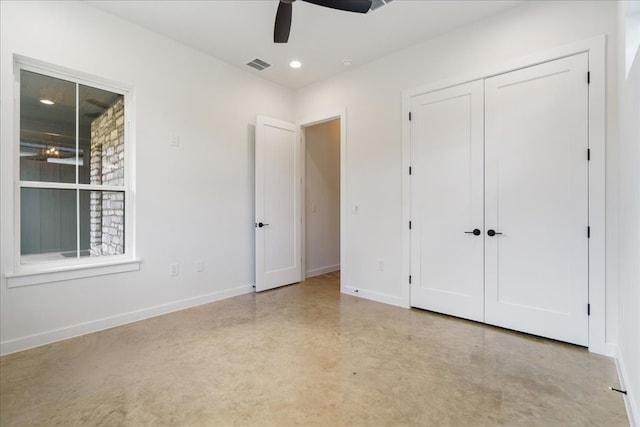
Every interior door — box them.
[484,53,589,346]
[410,80,485,322]
[255,116,302,292]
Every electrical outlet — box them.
[377,258,384,271]
[170,263,179,276]
[196,260,204,272]
[170,134,180,147]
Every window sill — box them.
[5,258,141,288]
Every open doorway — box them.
[303,118,341,280]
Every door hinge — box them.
[409,221,412,230]
[587,71,590,84]
[409,275,412,284]
[409,112,412,121]
[588,226,591,238]
[587,148,591,161]
[588,303,591,316]
[409,166,412,175]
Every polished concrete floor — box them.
[0,272,628,426]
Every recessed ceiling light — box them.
[39,99,54,105]
[289,60,302,69]
[343,60,353,68]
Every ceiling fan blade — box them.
[274,1,293,43]
[303,0,372,13]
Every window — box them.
[10,58,137,285]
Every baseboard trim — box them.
[589,341,616,357]
[615,344,639,427]
[343,285,407,308]
[306,264,340,278]
[0,284,254,356]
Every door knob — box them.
[464,229,481,236]
[257,222,269,228]
[487,229,502,237]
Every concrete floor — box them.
[0,272,629,426]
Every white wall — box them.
[616,2,640,423]
[305,120,340,277]
[0,1,294,354]
[296,1,620,336]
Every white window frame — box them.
[6,56,139,288]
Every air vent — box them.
[370,0,393,12]
[246,58,271,71]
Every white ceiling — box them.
[87,0,523,90]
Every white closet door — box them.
[410,80,484,322]
[484,53,589,346]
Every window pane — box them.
[20,70,78,183]
[20,188,77,261]
[79,85,124,186]
[80,190,125,257]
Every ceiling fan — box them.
[274,0,373,43]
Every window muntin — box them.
[18,67,128,264]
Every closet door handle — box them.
[487,229,502,237]
[257,222,269,228]
[464,229,481,236]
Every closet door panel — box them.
[410,80,484,322]
[484,53,589,346]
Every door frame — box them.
[401,35,608,355]
[298,109,347,292]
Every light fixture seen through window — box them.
[45,147,60,157]
[39,99,54,105]
[289,60,302,69]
